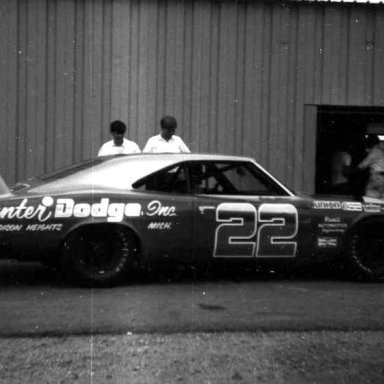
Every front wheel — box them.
[61,225,139,286]
[347,218,384,281]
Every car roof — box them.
[24,153,259,195]
[103,153,255,163]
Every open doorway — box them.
[316,106,384,196]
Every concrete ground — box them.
[0,261,383,383]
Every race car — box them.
[0,153,383,285]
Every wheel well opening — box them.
[347,216,384,279]
[350,217,384,236]
[60,223,142,257]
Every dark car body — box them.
[0,154,383,284]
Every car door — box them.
[187,160,301,261]
[131,163,195,261]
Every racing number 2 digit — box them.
[213,203,298,258]
[256,204,298,258]
[213,203,257,258]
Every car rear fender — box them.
[348,213,384,229]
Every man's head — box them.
[110,120,127,146]
[160,116,177,141]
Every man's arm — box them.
[132,142,141,153]
[358,149,376,170]
[178,137,191,153]
[142,138,153,153]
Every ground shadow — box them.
[0,259,352,289]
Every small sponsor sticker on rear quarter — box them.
[363,203,381,213]
[317,237,338,248]
[313,201,341,210]
[341,202,362,212]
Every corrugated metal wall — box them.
[1,0,384,193]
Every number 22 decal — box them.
[213,203,298,258]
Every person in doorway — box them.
[143,116,190,153]
[330,140,352,195]
[98,120,141,156]
[356,135,384,200]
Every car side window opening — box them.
[187,161,281,196]
[133,165,189,194]
[133,161,286,196]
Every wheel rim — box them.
[74,227,129,277]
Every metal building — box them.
[1,0,384,193]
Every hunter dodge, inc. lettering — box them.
[55,199,141,222]
[26,224,63,231]
[0,197,142,223]
[0,197,54,222]
[0,198,177,223]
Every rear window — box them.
[39,159,105,181]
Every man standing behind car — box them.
[143,116,190,153]
[98,120,141,156]
[357,136,384,199]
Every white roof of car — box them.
[27,153,293,197]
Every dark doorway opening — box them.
[316,106,384,196]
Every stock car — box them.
[0,153,383,285]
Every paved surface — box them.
[1,261,384,336]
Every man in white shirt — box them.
[98,120,141,156]
[143,116,190,153]
[357,136,384,199]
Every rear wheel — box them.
[348,219,384,281]
[61,225,139,286]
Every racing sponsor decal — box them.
[0,197,180,223]
[213,203,298,258]
[341,202,362,212]
[0,197,142,223]
[0,224,23,232]
[313,200,363,212]
[146,200,176,217]
[147,222,172,230]
[313,201,341,210]
[0,223,63,232]
[55,198,141,222]
[324,216,341,223]
[318,216,348,234]
[363,203,381,213]
[317,237,338,248]
[0,197,54,222]
[25,224,63,231]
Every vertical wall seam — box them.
[345,5,350,104]
[44,0,49,172]
[100,0,105,144]
[72,0,77,164]
[240,2,247,155]
[319,5,325,104]
[370,5,376,105]
[15,0,21,180]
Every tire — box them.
[61,225,139,286]
[347,218,384,281]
